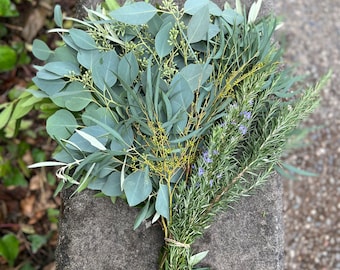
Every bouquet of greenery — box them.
[28,0,329,268]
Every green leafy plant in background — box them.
[29,0,330,268]
[0,233,20,267]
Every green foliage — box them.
[29,0,329,268]
[0,88,56,138]
[0,234,20,266]
[27,234,50,254]
[0,0,18,17]
[0,45,17,72]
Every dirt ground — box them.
[274,1,340,269]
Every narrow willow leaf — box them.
[71,163,96,196]
[151,212,161,224]
[133,198,150,230]
[109,2,157,25]
[189,250,209,266]
[28,161,67,169]
[184,0,209,15]
[155,184,170,220]
[187,5,210,43]
[53,181,65,197]
[235,0,243,15]
[54,5,63,27]
[67,126,108,153]
[123,168,152,207]
[248,0,262,23]
[105,0,120,10]
[155,22,173,58]
[281,162,319,177]
[69,29,97,50]
[32,39,52,61]
[46,109,78,139]
[75,129,107,151]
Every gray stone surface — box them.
[193,175,284,270]
[56,1,284,269]
[56,176,283,270]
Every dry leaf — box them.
[20,195,35,217]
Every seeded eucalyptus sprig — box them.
[28,0,330,269]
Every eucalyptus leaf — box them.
[82,114,126,145]
[36,69,63,80]
[32,77,67,96]
[209,2,222,16]
[87,177,106,190]
[32,39,52,61]
[48,46,78,63]
[44,61,80,76]
[169,73,193,108]
[110,124,134,152]
[82,106,118,127]
[184,0,209,15]
[92,50,119,91]
[77,49,100,69]
[133,198,150,230]
[117,52,138,85]
[46,109,78,139]
[51,81,92,111]
[69,29,97,50]
[222,9,244,25]
[155,22,173,58]
[62,35,79,51]
[123,168,152,207]
[155,184,170,220]
[54,5,63,27]
[179,64,213,91]
[187,5,210,43]
[109,2,157,25]
[147,14,163,36]
[101,172,123,196]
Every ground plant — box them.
[29,0,330,269]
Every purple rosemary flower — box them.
[240,111,252,120]
[209,179,213,188]
[239,124,247,135]
[203,151,213,163]
[213,150,219,155]
[198,167,204,176]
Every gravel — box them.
[274,1,340,269]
